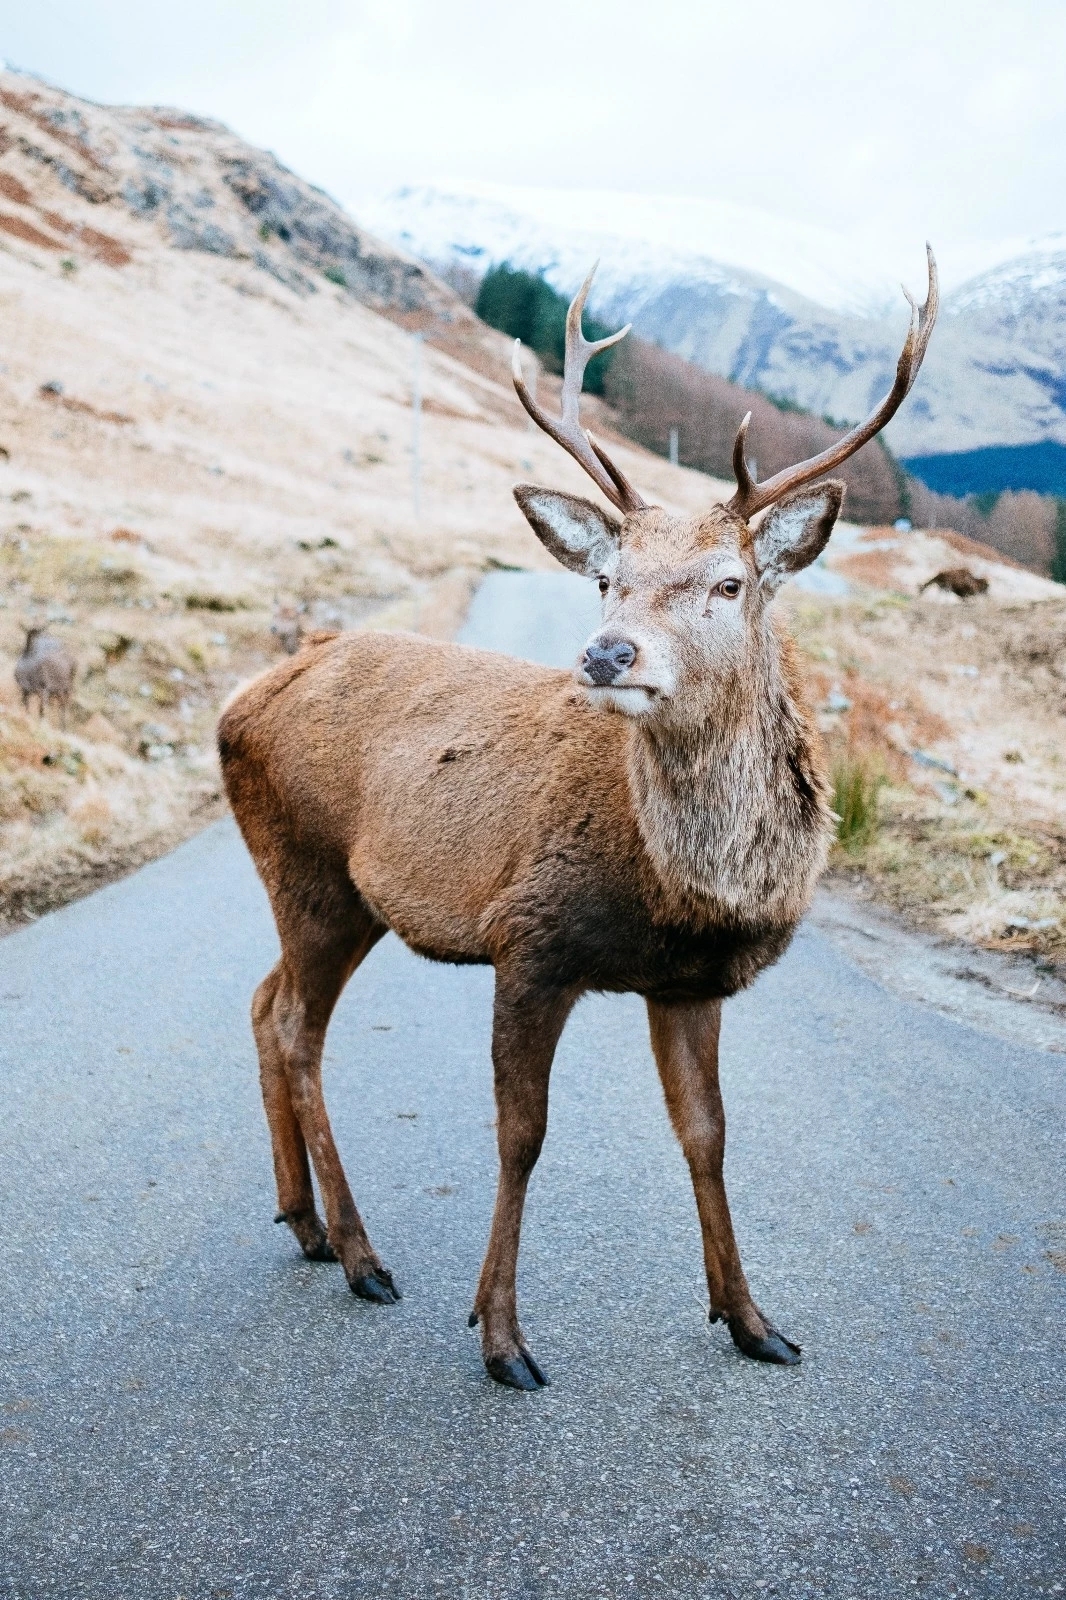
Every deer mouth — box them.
[585,682,658,695]
[582,682,662,716]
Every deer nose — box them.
[582,637,637,686]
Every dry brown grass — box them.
[0,518,494,926]
[786,586,1066,969]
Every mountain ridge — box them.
[363,182,1066,464]
[0,69,469,326]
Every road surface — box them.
[1,573,1063,1598]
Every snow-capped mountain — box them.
[360,183,1066,460]
[948,234,1066,315]
[361,181,904,318]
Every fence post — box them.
[412,331,423,520]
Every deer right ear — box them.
[750,482,845,593]
[513,485,622,576]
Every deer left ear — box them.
[751,482,845,593]
[513,484,622,576]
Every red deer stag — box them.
[219,252,938,1389]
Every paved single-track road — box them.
[1,574,1063,1599]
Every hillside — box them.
[0,69,712,923]
[366,183,1066,462]
[0,70,1063,975]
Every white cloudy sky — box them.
[4,0,1066,285]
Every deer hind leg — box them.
[470,974,578,1390]
[646,997,800,1366]
[251,879,397,1302]
[252,962,335,1264]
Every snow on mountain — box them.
[362,182,1066,460]
[947,234,1066,315]
[361,181,904,319]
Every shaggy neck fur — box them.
[626,626,830,930]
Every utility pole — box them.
[668,426,679,467]
[411,331,423,521]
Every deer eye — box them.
[597,575,610,595]
[716,578,742,599]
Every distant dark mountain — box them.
[903,442,1066,498]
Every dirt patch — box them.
[0,212,62,251]
[73,226,130,268]
[420,396,486,422]
[832,548,903,590]
[36,210,131,267]
[37,386,133,425]
[0,173,32,206]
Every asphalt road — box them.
[1,573,1063,1600]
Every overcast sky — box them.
[4,0,1065,282]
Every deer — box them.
[919,567,988,599]
[218,251,938,1390]
[270,603,305,657]
[14,626,76,725]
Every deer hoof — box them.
[483,1350,544,1388]
[350,1266,402,1304]
[728,1317,801,1365]
[275,1208,337,1262]
[304,1234,338,1263]
[486,1349,549,1391]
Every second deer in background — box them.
[15,628,76,726]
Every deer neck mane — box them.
[626,646,830,930]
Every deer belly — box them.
[354,881,490,965]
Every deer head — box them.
[513,256,938,731]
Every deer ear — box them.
[513,485,622,576]
[751,482,845,593]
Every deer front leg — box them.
[646,997,800,1365]
[470,975,577,1391]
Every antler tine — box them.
[732,411,755,505]
[511,263,646,515]
[728,245,939,521]
[559,262,631,417]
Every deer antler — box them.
[728,244,940,521]
[512,262,646,516]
